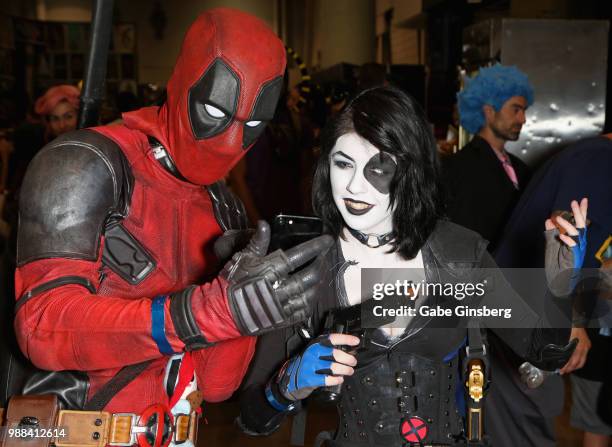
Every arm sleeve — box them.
[14,257,241,372]
[194,336,257,402]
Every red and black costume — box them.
[13,8,328,417]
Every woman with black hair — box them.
[238,86,587,446]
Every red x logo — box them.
[400,416,428,443]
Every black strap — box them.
[290,409,307,446]
[84,360,153,411]
[467,320,486,358]
[166,357,182,399]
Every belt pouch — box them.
[1,395,59,447]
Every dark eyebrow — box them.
[511,103,526,110]
[332,151,355,162]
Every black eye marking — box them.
[363,152,396,194]
[188,58,240,140]
[243,76,283,149]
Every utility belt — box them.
[0,395,196,447]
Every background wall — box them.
[0,0,38,19]
[376,0,425,65]
[0,0,380,85]
[310,0,375,70]
[42,0,92,21]
[115,0,276,84]
[1,0,609,133]
[1,0,278,85]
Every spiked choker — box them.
[347,227,394,248]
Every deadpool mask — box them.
[162,8,286,185]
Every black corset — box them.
[334,351,464,446]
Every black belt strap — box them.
[467,319,486,356]
[290,409,307,446]
[84,360,153,411]
[166,357,182,399]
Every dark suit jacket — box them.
[442,135,530,252]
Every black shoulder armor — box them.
[206,181,248,231]
[17,129,133,266]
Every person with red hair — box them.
[34,84,80,140]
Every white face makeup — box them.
[330,132,397,235]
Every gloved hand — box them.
[269,334,359,406]
[166,221,333,351]
[213,228,255,264]
[544,198,588,295]
[221,221,334,336]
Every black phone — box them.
[269,214,323,251]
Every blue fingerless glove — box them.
[569,227,587,290]
[266,336,335,409]
[570,227,587,270]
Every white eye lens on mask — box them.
[204,104,226,118]
[246,120,262,127]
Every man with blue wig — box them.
[444,64,534,251]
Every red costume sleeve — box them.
[15,254,243,372]
[193,336,256,402]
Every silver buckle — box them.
[152,145,167,160]
[465,344,487,357]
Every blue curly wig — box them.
[457,64,534,134]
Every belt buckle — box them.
[135,404,174,447]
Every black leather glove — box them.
[529,338,578,371]
[214,228,255,264]
[221,221,333,335]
